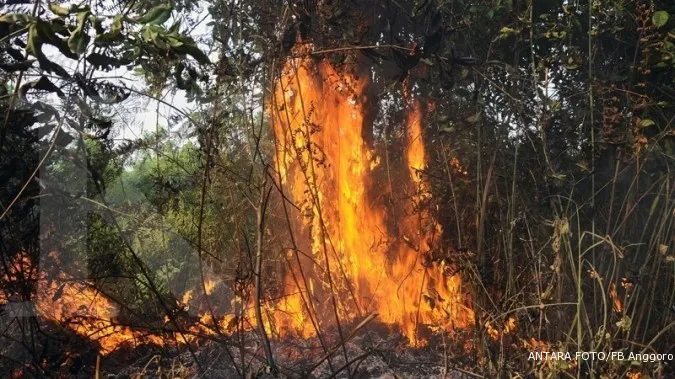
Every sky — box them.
[12,1,215,143]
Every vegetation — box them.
[1,0,673,378]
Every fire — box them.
[486,316,517,340]
[609,282,623,313]
[270,52,474,343]
[36,274,157,353]
[0,252,162,353]
[204,279,217,295]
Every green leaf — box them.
[141,24,162,42]
[69,5,91,13]
[137,3,173,25]
[95,15,124,45]
[86,53,132,69]
[111,15,124,34]
[68,10,91,54]
[45,59,70,78]
[548,100,562,111]
[184,45,211,65]
[27,24,71,78]
[35,123,57,136]
[639,118,655,128]
[498,26,517,36]
[54,131,75,147]
[49,2,71,17]
[49,17,68,35]
[653,11,669,28]
[19,76,64,101]
[74,75,130,104]
[168,35,210,65]
[32,101,61,123]
[91,16,104,34]
[35,21,77,59]
[167,35,184,47]
[26,24,43,60]
[0,13,36,25]
[68,30,87,54]
[0,59,36,72]
[168,20,181,34]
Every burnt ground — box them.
[1,312,484,378]
[105,329,481,379]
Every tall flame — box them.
[270,54,473,343]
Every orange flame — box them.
[270,52,473,343]
[610,282,623,313]
[0,252,162,354]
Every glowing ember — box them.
[270,52,474,343]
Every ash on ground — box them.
[108,328,478,379]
